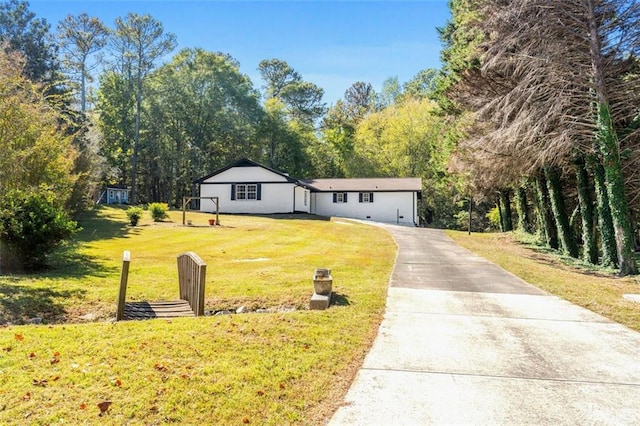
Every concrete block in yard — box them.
[310,292,331,310]
[313,277,333,295]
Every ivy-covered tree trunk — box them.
[535,173,558,249]
[530,179,547,243]
[496,196,505,232]
[590,159,618,268]
[574,156,598,264]
[585,0,637,275]
[499,189,513,231]
[596,104,637,274]
[545,167,579,258]
[515,186,531,233]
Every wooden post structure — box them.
[116,250,131,321]
[182,197,219,225]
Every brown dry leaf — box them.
[32,378,47,387]
[114,378,122,387]
[243,418,250,424]
[51,375,60,381]
[80,403,87,410]
[97,400,112,413]
[3,346,12,352]
[154,363,168,372]
[257,390,264,396]
[14,334,24,341]
[149,405,158,412]
[22,392,31,401]
[28,352,36,359]
[53,351,60,357]
[279,383,285,390]
[50,357,60,365]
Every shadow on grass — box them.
[332,292,351,306]
[0,277,86,324]
[74,205,142,243]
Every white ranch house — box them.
[194,158,422,225]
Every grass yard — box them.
[447,230,640,332]
[0,206,396,424]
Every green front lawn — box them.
[0,206,395,424]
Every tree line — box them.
[436,0,640,275]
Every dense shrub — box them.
[148,203,169,222]
[126,206,144,226]
[0,191,79,271]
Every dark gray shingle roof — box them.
[302,177,422,192]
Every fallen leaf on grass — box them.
[80,403,87,410]
[257,390,264,396]
[3,346,12,352]
[154,363,168,372]
[97,400,112,414]
[50,357,60,365]
[243,418,250,424]
[28,352,36,359]
[279,383,285,390]
[111,378,122,387]
[32,379,47,387]
[14,334,24,341]
[22,392,31,401]
[149,405,158,412]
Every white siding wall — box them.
[313,191,418,225]
[200,182,296,214]
[201,166,290,183]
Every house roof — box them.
[193,159,422,192]
[193,158,300,184]
[302,177,422,192]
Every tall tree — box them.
[0,47,77,200]
[440,0,640,274]
[0,0,58,82]
[352,97,461,226]
[144,48,264,204]
[320,81,378,177]
[109,13,176,204]
[258,58,326,125]
[57,13,109,113]
[379,76,402,107]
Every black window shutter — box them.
[370,192,374,202]
[333,193,337,203]
[231,184,236,200]
[359,193,363,203]
[343,192,348,202]
[256,184,262,200]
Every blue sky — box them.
[30,0,451,105]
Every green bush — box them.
[148,203,169,222]
[486,207,502,230]
[126,206,144,226]
[0,190,79,271]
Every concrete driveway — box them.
[329,226,640,425]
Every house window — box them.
[333,192,348,203]
[232,183,261,201]
[246,184,257,200]
[359,192,374,203]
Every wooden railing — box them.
[116,251,207,320]
[177,252,207,316]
